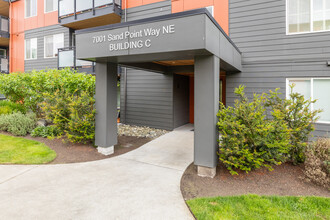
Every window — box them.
[25,0,37,18]
[287,0,330,34]
[287,78,330,123]
[0,49,6,57]
[44,34,64,58]
[45,0,58,13]
[25,38,38,60]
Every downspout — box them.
[124,0,127,122]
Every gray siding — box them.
[120,0,174,130]
[24,25,70,71]
[122,0,171,22]
[228,0,330,137]
[120,69,174,130]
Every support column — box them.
[194,55,220,178]
[95,62,118,155]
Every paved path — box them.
[0,124,194,220]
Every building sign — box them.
[92,25,175,52]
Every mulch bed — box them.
[1,131,152,164]
[181,163,330,200]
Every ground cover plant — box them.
[0,69,96,143]
[187,195,330,220]
[0,134,56,164]
[0,100,26,115]
[218,85,320,175]
[0,112,37,136]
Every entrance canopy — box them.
[75,8,242,177]
[76,8,242,73]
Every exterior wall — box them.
[120,0,175,130]
[227,0,330,137]
[10,0,59,72]
[24,25,70,71]
[120,69,174,130]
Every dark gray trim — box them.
[76,8,241,54]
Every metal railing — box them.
[0,16,9,34]
[58,47,95,73]
[58,0,121,20]
[0,55,9,74]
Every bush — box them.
[41,90,95,144]
[31,126,61,138]
[304,138,330,189]
[266,85,321,164]
[0,69,96,143]
[0,100,26,115]
[0,69,95,118]
[217,86,290,175]
[0,112,37,136]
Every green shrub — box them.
[304,138,330,189]
[0,69,96,143]
[31,126,61,138]
[217,86,290,175]
[0,69,95,117]
[266,85,321,164]
[41,90,95,144]
[0,112,37,136]
[0,100,26,115]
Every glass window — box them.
[25,0,37,18]
[44,34,64,58]
[288,78,330,123]
[25,38,37,60]
[287,0,330,33]
[313,79,330,122]
[45,0,58,13]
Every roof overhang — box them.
[76,8,242,73]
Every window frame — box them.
[44,0,58,14]
[286,77,330,124]
[286,0,330,35]
[44,33,64,59]
[25,0,38,18]
[24,38,38,60]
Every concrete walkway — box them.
[0,124,194,220]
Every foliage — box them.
[0,69,96,143]
[187,195,330,220]
[304,138,330,189]
[266,85,321,164]
[0,100,26,115]
[0,134,56,164]
[0,112,37,136]
[31,126,61,138]
[0,69,95,118]
[41,90,95,144]
[217,86,290,175]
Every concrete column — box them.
[95,62,118,155]
[194,55,220,178]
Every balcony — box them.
[58,47,95,74]
[58,0,122,30]
[0,16,9,47]
[0,55,9,74]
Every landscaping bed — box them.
[181,163,330,200]
[1,131,152,164]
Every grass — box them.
[0,134,56,164]
[187,194,330,220]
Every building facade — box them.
[3,0,330,176]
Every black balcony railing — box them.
[58,0,121,20]
[0,16,9,37]
[58,47,95,74]
[0,55,9,74]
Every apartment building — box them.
[0,0,10,74]
[4,0,330,176]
